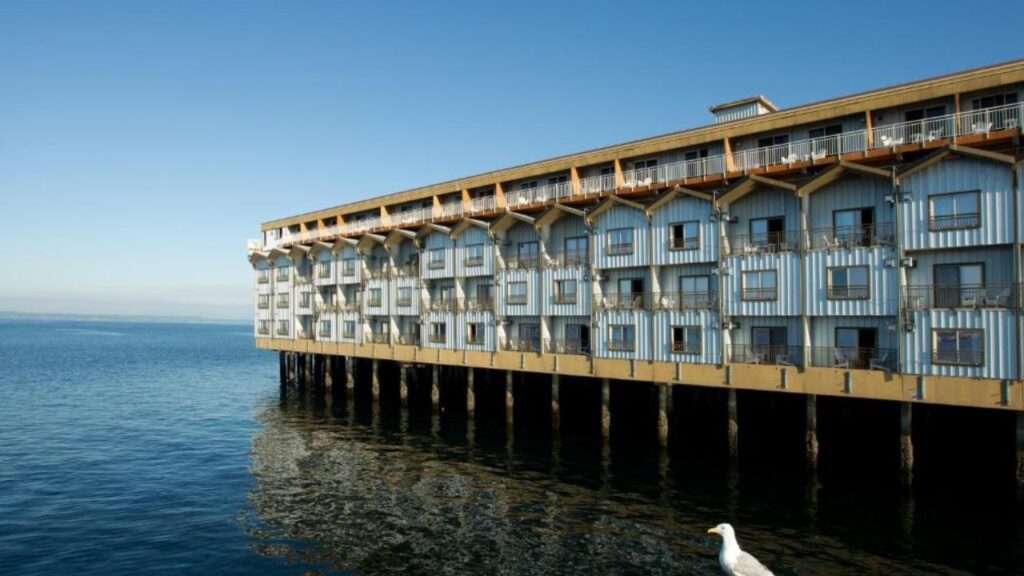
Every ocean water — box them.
[0,319,1020,575]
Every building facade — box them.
[249,61,1024,412]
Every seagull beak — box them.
[707,528,719,535]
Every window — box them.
[749,216,785,248]
[933,329,983,366]
[475,283,493,307]
[828,266,869,300]
[742,270,777,301]
[343,258,356,276]
[258,320,270,335]
[634,158,658,171]
[808,124,843,139]
[554,280,577,304]
[684,148,709,161]
[318,260,331,278]
[671,326,701,355]
[929,191,980,231]
[276,293,290,308]
[276,265,290,281]
[612,278,644,308]
[669,221,699,250]
[934,263,984,307]
[832,208,875,247]
[905,106,948,141]
[508,282,528,305]
[609,325,635,351]
[757,134,789,148]
[430,322,447,344]
[679,275,713,309]
[467,323,483,344]
[971,92,1019,109]
[372,320,389,343]
[257,269,269,283]
[564,236,588,266]
[905,105,946,121]
[276,320,289,335]
[257,295,270,309]
[319,319,331,337]
[299,292,312,308]
[517,241,539,268]
[608,228,633,255]
[343,321,356,338]
[368,288,382,307]
[518,323,540,351]
[465,244,485,267]
[429,248,445,269]
[397,287,412,306]
[563,324,590,354]
[750,327,788,362]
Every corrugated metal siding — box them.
[593,205,650,269]
[455,226,494,277]
[723,186,800,240]
[313,251,336,286]
[658,263,716,293]
[810,317,897,349]
[338,312,361,343]
[595,311,652,361]
[542,267,591,316]
[338,245,361,285]
[723,253,801,316]
[713,102,764,124]
[900,157,1013,250]
[422,311,457,350]
[807,175,894,230]
[421,231,455,279]
[361,279,390,316]
[728,317,803,347]
[547,214,588,253]
[390,276,419,316]
[458,311,495,351]
[497,269,540,317]
[652,311,721,364]
[902,309,1016,379]
[651,195,718,265]
[805,247,897,316]
[905,247,1014,286]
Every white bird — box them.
[707,523,774,576]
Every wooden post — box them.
[727,388,739,462]
[466,367,475,418]
[323,355,333,391]
[345,356,355,397]
[657,383,669,449]
[399,364,409,408]
[551,374,561,434]
[601,378,611,440]
[279,351,286,386]
[431,364,440,413]
[900,402,914,488]
[505,371,515,429]
[371,359,380,402]
[806,395,819,470]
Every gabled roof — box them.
[331,237,358,253]
[287,245,311,260]
[897,144,1016,180]
[268,247,290,260]
[248,251,269,266]
[491,211,536,234]
[356,233,387,252]
[310,241,334,256]
[644,186,713,216]
[797,161,891,198]
[534,204,586,228]
[717,174,797,205]
[585,195,647,223]
[450,218,491,239]
[415,223,452,240]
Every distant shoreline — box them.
[0,311,250,325]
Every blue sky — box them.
[1,0,1020,320]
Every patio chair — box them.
[833,349,850,369]
[869,350,891,372]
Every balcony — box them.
[741,287,777,302]
[810,346,896,371]
[932,348,984,367]
[502,253,540,270]
[460,297,494,312]
[598,292,649,310]
[398,333,419,346]
[340,300,360,312]
[437,202,463,220]
[728,344,803,366]
[606,243,634,256]
[621,155,726,189]
[723,230,802,255]
[365,267,390,280]
[464,255,484,267]
[809,222,895,250]
[553,292,578,305]
[826,285,870,300]
[502,337,541,353]
[366,298,383,308]
[427,299,458,312]
[505,180,572,208]
[668,237,699,251]
[928,213,980,232]
[671,340,701,354]
[428,333,447,344]
[576,173,617,197]
[342,330,356,339]
[370,333,390,344]
[466,196,497,215]
[393,262,419,278]
[732,131,867,171]
[654,291,718,311]
[387,206,433,227]
[607,340,635,352]
[544,338,589,356]
[903,284,1016,310]
[547,249,589,268]
[317,266,331,279]
[276,299,290,309]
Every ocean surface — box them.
[0,319,1021,575]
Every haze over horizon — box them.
[2,0,1020,321]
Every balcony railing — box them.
[607,243,634,256]
[365,266,390,280]
[553,292,578,305]
[544,338,590,356]
[397,333,419,346]
[396,297,413,307]
[668,237,699,250]
[826,285,870,300]
[318,327,332,338]
[438,202,464,220]
[653,291,718,311]
[428,333,448,344]
[460,297,494,312]
[576,173,617,197]
[276,299,290,309]
[741,288,777,302]
[505,180,572,207]
[608,340,635,352]
[671,341,701,355]
[546,249,589,268]
[732,131,867,172]
[903,284,1017,310]
[809,222,895,250]
[427,299,458,312]
[464,255,484,267]
[466,196,497,215]
[723,230,802,255]
[728,344,803,366]
[366,298,383,308]
[928,213,980,232]
[506,294,528,305]
[428,259,446,270]
[502,254,540,270]
[932,348,984,367]
[340,300,360,312]
[810,346,897,371]
[370,333,390,344]
[502,337,541,353]
[388,206,433,227]
[598,292,650,310]
[317,266,331,279]
[393,262,419,277]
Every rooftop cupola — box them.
[709,95,777,124]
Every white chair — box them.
[780,153,798,164]
[833,349,850,369]
[869,350,891,372]
[972,121,993,134]
[811,149,827,161]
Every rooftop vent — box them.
[709,95,777,124]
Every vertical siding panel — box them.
[593,205,650,269]
[903,310,1015,379]
[651,196,718,265]
[805,247,898,316]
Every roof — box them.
[709,95,778,113]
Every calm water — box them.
[0,319,1021,575]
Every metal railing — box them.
[598,292,650,310]
[607,243,634,256]
[393,262,419,277]
[809,222,895,250]
[903,284,1016,310]
[438,202,464,220]
[366,297,383,307]
[340,300,360,312]
[427,259,446,270]
[395,296,413,307]
[741,287,777,302]
[928,213,980,232]
[668,237,699,250]
[826,285,870,300]
[723,230,802,255]
[388,206,433,227]
[553,292,578,305]
[464,255,484,267]
[607,340,635,352]
[576,173,617,197]
[502,337,541,352]
[502,253,541,270]
[397,333,419,346]
[653,291,718,311]
[428,333,448,344]
[365,266,390,279]
[728,344,803,366]
[370,333,390,344]
[426,299,458,312]
[460,297,494,312]
[317,265,331,279]
[544,338,590,356]
[931,349,984,367]
[810,346,896,371]
[546,249,589,268]
[506,293,528,305]
[671,341,701,355]
[466,196,497,215]
[505,181,571,207]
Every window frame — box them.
[928,190,981,232]
[669,220,700,251]
[368,288,383,307]
[931,328,984,367]
[466,322,483,345]
[826,265,871,300]
[607,228,634,256]
[465,243,485,267]
[554,279,578,304]
[507,281,528,305]
[397,287,413,307]
[741,270,778,301]
[428,247,446,269]
[671,325,702,355]
[608,324,636,352]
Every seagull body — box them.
[707,523,774,576]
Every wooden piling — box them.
[551,374,561,434]
[806,394,819,471]
[900,402,914,488]
[657,383,669,449]
[399,364,409,408]
[601,378,611,440]
[727,388,739,462]
[505,370,515,429]
[371,358,380,402]
[466,367,475,417]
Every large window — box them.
[342,258,356,276]
[258,320,270,335]
[933,263,984,307]
[669,221,699,250]
[257,295,269,309]
[809,124,843,155]
[609,325,635,351]
[276,293,289,308]
[430,322,447,344]
[607,228,634,255]
[276,265,290,281]
[832,207,875,246]
[257,269,269,283]
[827,266,869,300]
[518,323,540,351]
[517,241,539,268]
[507,282,528,305]
[467,323,483,344]
[742,270,777,301]
[318,260,331,278]
[933,329,983,366]
[343,321,356,339]
[429,248,446,269]
[564,236,588,265]
[465,244,485,267]
[563,324,590,354]
[319,319,331,337]
[679,275,713,309]
[671,326,701,355]
[276,320,289,335]
[397,287,412,306]
[299,292,312,308]
[749,217,785,249]
[929,191,980,231]
[554,280,577,304]
[368,288,382,307]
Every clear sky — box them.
[1,0,1021,320]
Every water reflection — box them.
[245,390,1018,575]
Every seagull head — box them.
[707,523,735,539]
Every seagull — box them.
[707,523,774,576]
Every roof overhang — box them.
[331,237,358,253]
[585,195,647,224]
[717,174,797,205]
[415,223,452,240]
[535,204,586,228]
[268,247,290,260]
[248,251,269,266]
[384,228,417,248]
[356,233,387,252]
[797,161,892,198]
[491,211,537,235]
[644,186,713,216]
[897,144,1016,180]
[287,245,311,260]
[309,241,334,256]
[450,218,491,239]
